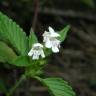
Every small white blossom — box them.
[43,26,61,53]
[28,43,45,60]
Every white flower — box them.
[28,43,45,60]
[43,26,61,53]
[48,26,60,37]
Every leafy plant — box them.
[0,12,75,96]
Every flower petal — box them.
[40,50,45,58]
[32,54,39,60]
[28,49,33,56]
[52,46,59,53]
[49,27,60,37]
[45,39,52,48]
[33,43,43,48]
[50,32,60,37]
[48,26,55,33]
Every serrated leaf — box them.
[59,25,70,42]
[12,56,32,66]
[29,28,38,49]
[12,56,37,67]
[0,41,17,63]
[12,56,46,67]
[36,77,75,96]
[0,12,28,55]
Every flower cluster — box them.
[28,27,61,60]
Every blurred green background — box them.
[0,0,96,96]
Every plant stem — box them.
[6,74,26,96]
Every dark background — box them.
[0,0,96,96]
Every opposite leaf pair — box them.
[28,27,61,60]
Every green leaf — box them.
[12,55,46,67]
[59,25,70,42]
[0,12,28,55]
[12,56,38,67]
[0,41,17,63]
[29,28,38,49]
[36,77,75,96]
[12,56,32,67]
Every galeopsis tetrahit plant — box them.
[0,12,76,96]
